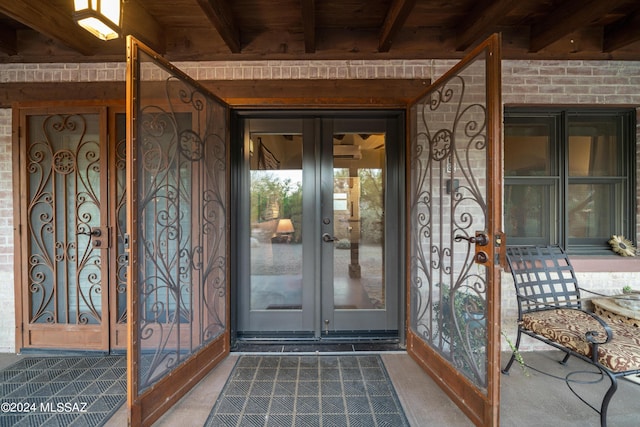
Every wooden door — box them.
[406,34,504,426]
[126,36,231,426]
[15,105,112,351]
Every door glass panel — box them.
[250,134,303,310]
[132,48,228,393]
[115,113,127,326]
[333,133,385,310]
[410,52,489,388]
[27,113,103,325]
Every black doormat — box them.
[0,355,126,427]
[205,354,409,427]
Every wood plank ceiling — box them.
[0,0,640,63]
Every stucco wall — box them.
[0,59,639,353]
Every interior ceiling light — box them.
[73,0,122,41]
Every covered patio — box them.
[1,2,640,426]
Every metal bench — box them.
[502,245,640,427]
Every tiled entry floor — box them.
[102,351,640,426]
[104,353,473,427]
[204,355,409,426]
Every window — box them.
[504,108,636,253]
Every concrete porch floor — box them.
[1,350,639,426]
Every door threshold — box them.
[232,340,404,353]
[18,348,114,357]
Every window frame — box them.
[504,107,636,254]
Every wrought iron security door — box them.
[407,34,504,426]
[127,36,230,427]
[17,107,111,350]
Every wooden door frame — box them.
[1,79,430,110]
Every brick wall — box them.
[0,60,434,83]
[0,59,639,353]
[0,109,13,352]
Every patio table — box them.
[592,296,640,328]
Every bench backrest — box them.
[506,245,582,314]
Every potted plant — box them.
[435,283,528,377]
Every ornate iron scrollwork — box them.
[410,67,489,387]
[135,74,228,390]
[27,113,103,326]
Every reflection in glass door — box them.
[331,138,385,311]
[237,115,402,338]
[250,134,304,311]
[322,120,400,333]
[239,119,313,334]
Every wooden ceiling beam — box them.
[0,24,17,55]
[455,0,519,51]
[196,0,241,53]
[0,0,101,56]
[378,0,416,53]
[603,9,640,52]
[529,0,627,52]
[300,0,316,54]
[121,0,166,54]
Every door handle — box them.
[454,233,489,246]
[77,227,102,237]
[77,227,110,248]
[322,233,337,242]
[455,232,490,266]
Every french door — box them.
[237,114,403,338]
[14,104,127,351]
[321,118,402,334]
[407,34,503,426]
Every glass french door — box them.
[240,119,311,333]
[407,34,503,426]
[238,115,402,338]
[321,119,401,333]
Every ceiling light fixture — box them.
[73,0,122,41]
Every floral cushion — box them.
[522,308,640,373]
